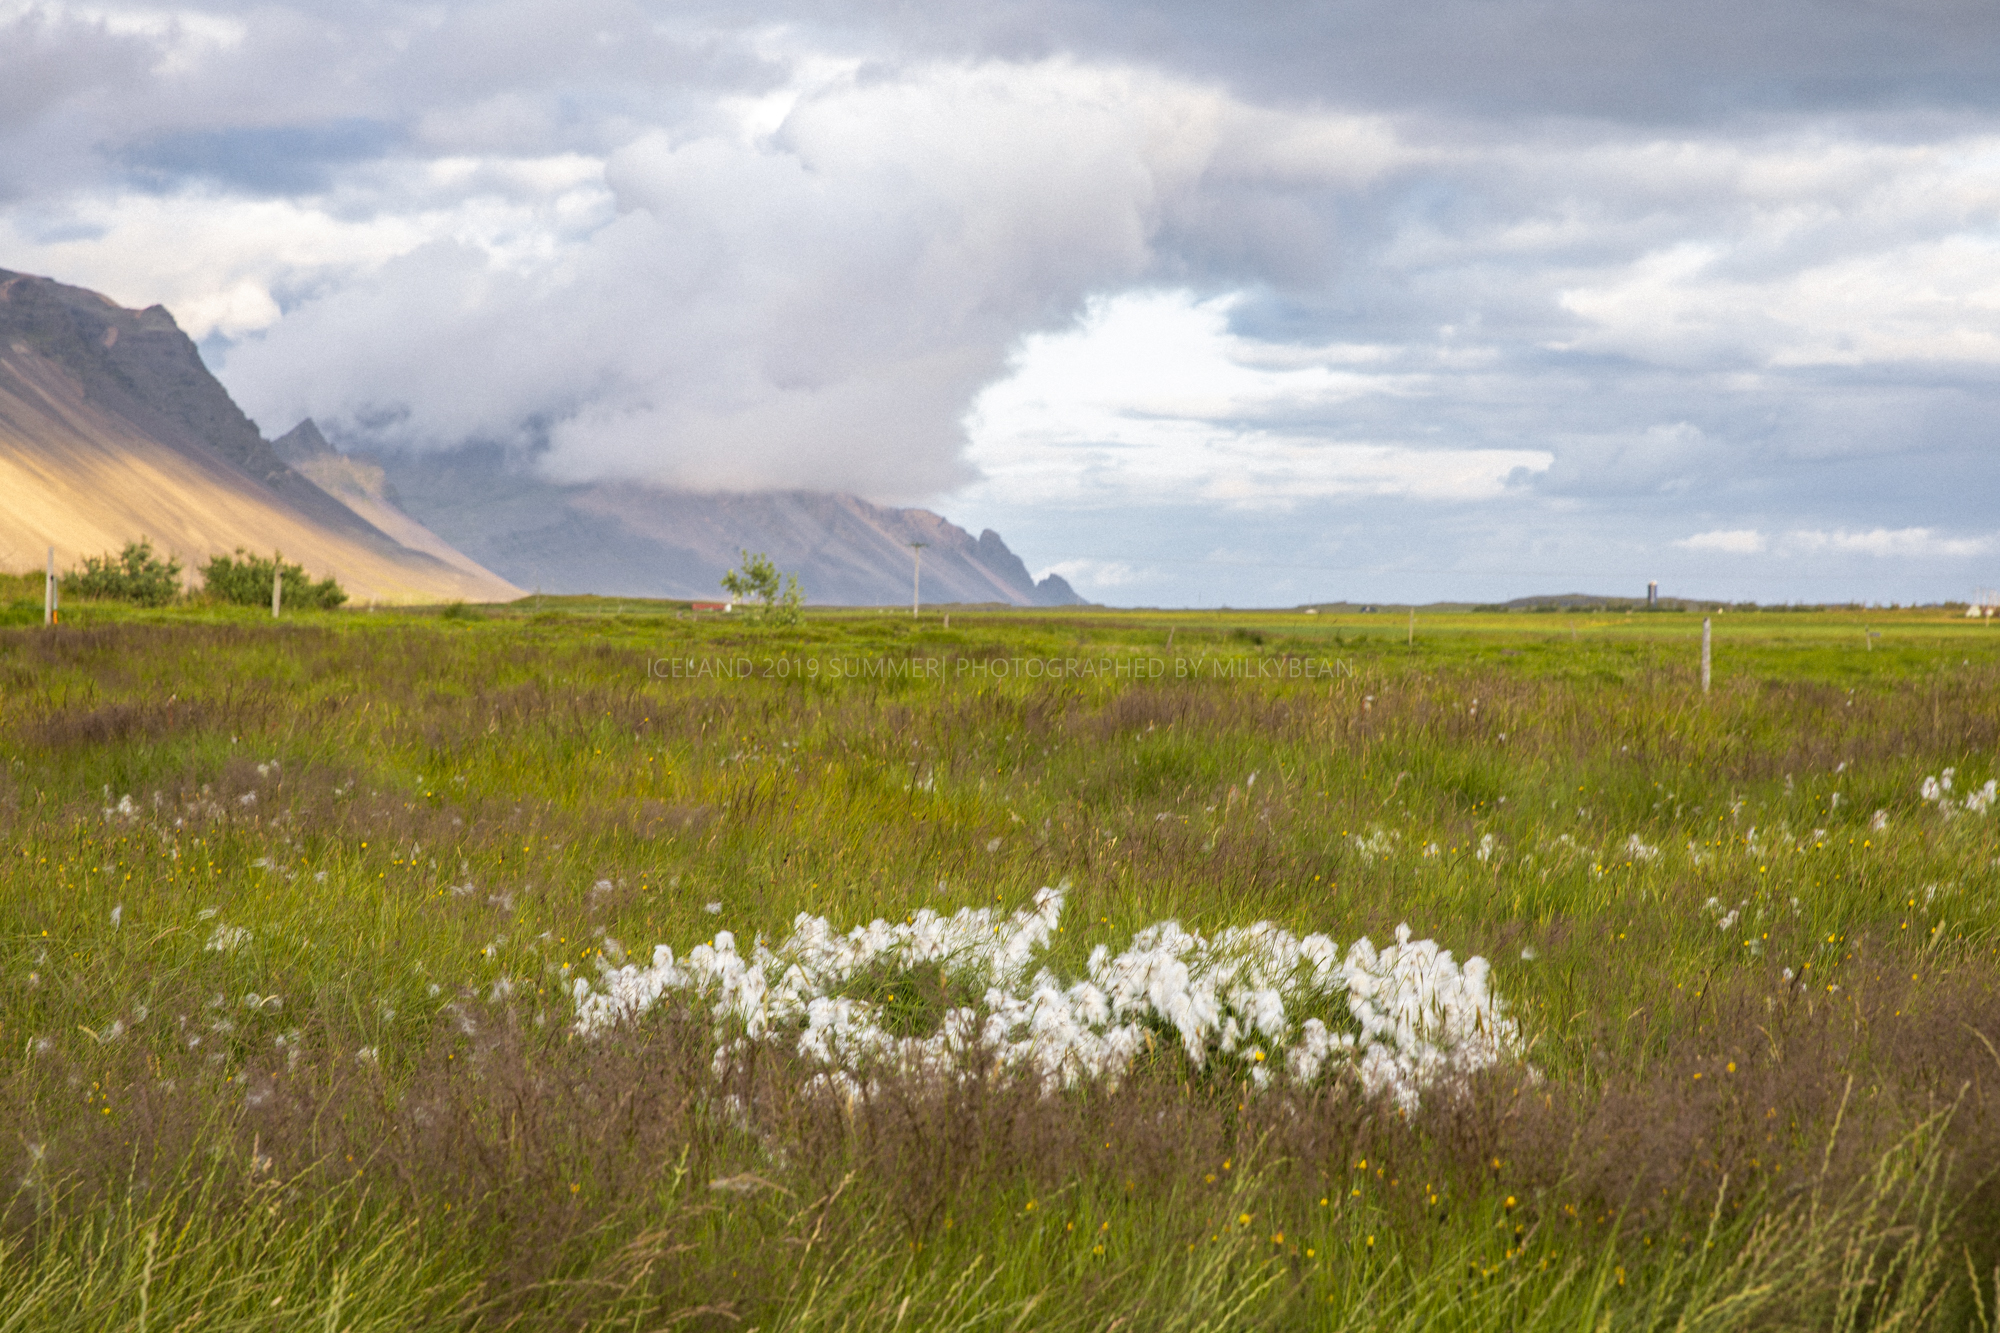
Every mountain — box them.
[0,268,521,604]
[0,263,1074,609]
[270,420,511,590]
[318,439,1083,606]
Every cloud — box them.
[212,59,1256,497]
[961,288,1551,508]
[1678,529,1768,555]
[0,187,455,337]
[1675,526,1996,561]
[4,0,2000,602]
[1783,527,1994,559]
[1041,558,1138,592]
[706,0,2000,123]
[1528,423,1724,499]
[120,119,404,194]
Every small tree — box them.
[199,549,348,610]
[721,550,803,625]
[62,539,183,606]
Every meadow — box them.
[2,594,1998,1330]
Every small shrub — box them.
[721,549,803,625]
[61,539,182,606]
[198,549,348,610]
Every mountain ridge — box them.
[323,438,1084,607]
[0,267,523,604]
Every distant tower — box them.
[1647,580,1658,608]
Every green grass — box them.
[4,600,2000,1328]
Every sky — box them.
[2,0,1997,606]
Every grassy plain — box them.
[2,597,1998,1330]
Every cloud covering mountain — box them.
[4,0,1998,604]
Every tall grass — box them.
[2,605,1997,1328]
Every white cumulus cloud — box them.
[1678,529,1768,554]
[1784,528,1994,559]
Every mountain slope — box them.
[271,420,507,587]
[0,269,521,604]
[352,442,1082,606]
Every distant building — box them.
[691,600,733,612]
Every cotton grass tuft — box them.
[572,885,1518,1107]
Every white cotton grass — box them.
[571,885,1520,1109]
[1923,768,1997,818]
[1624,834,1661,862]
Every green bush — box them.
[198,549,348,610]
[721,549,803,625]
[60,539,182,606]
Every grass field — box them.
[4,596,1999,1330]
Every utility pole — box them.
[44,546,54,626]
[272,564,282,618]
[909,542,927,617]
